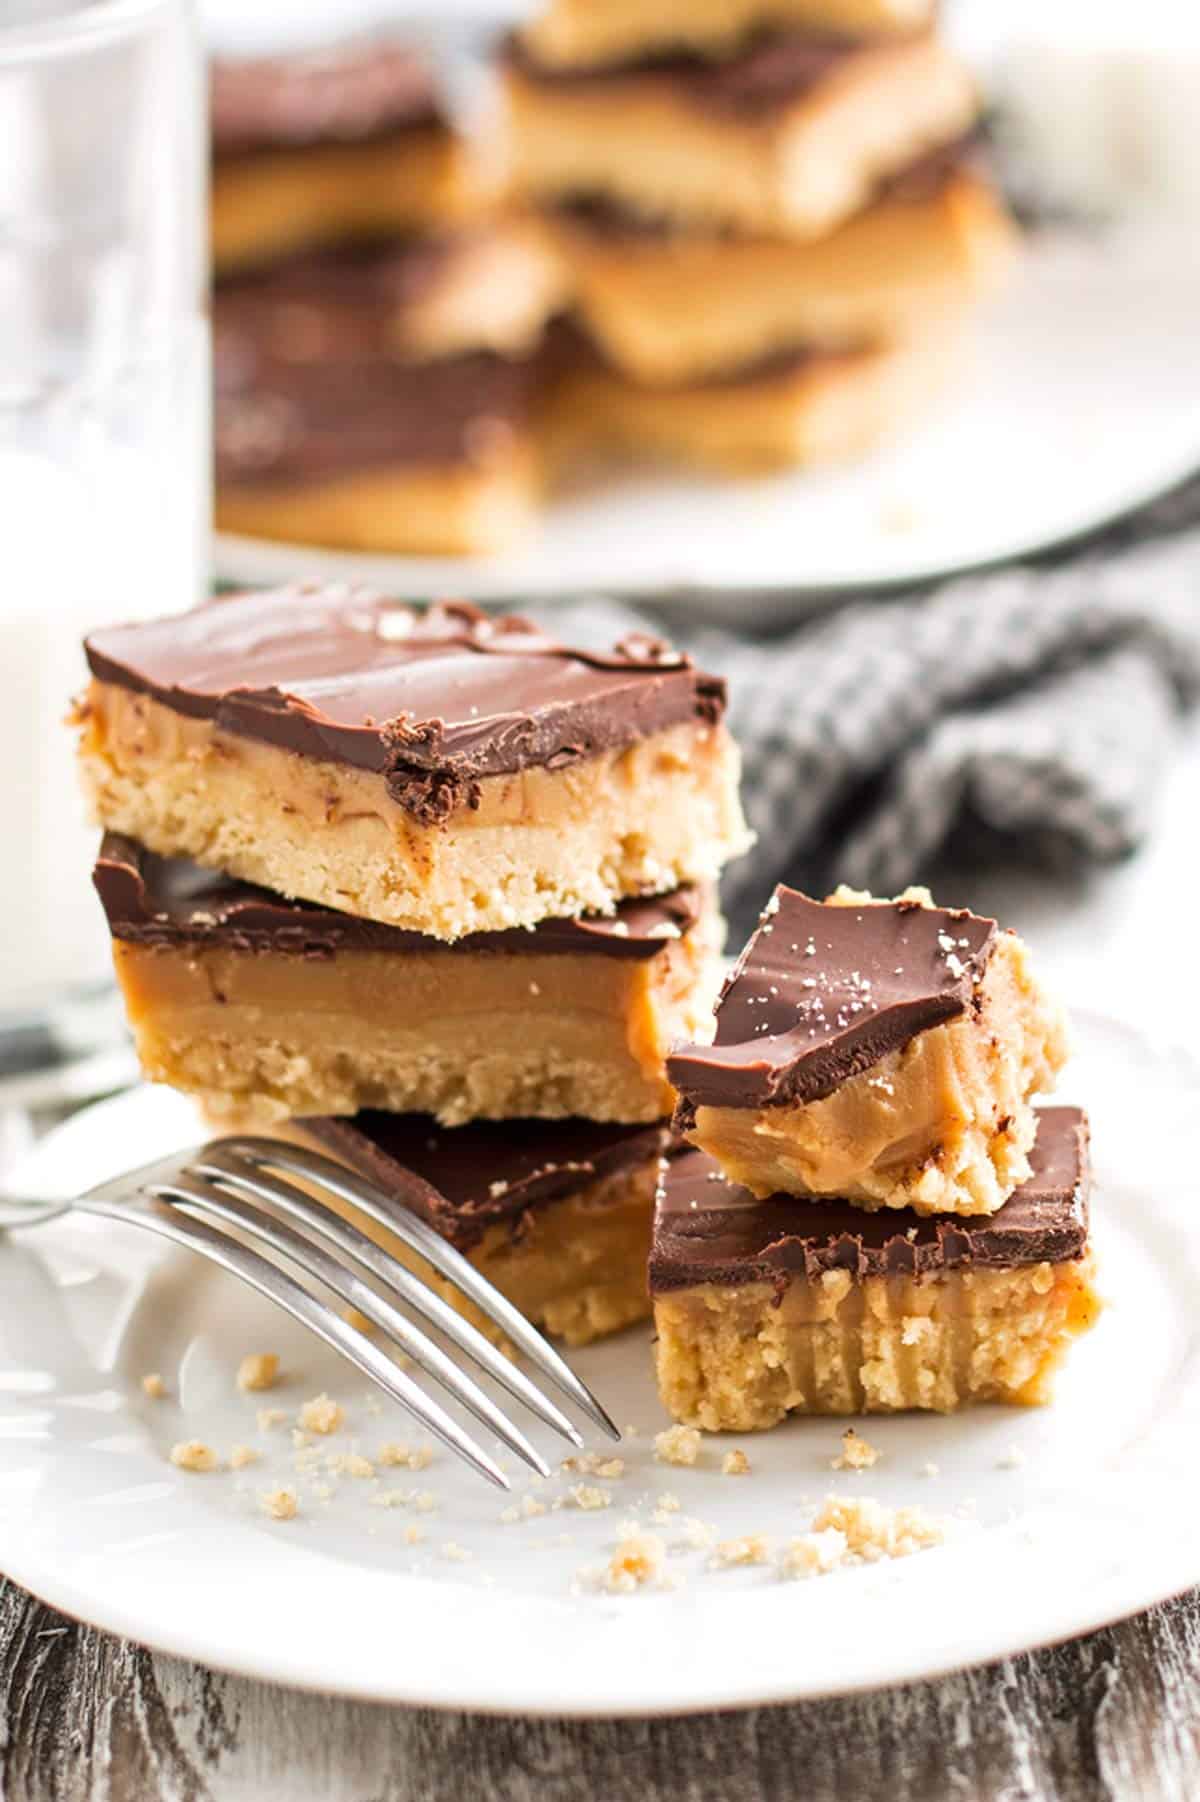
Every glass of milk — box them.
[0,0,208,1056]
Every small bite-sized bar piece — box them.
[500,30,978,237]
[521,0,936,70]
[668,886,1068,1215]
[299,1113,669,1345]
[549,157,1014,385]
[77,592,750,941]
[212,244,557,555]
[550,326,960,472]
[210,45,493,274]
[651,1107,1101,1428]
[96,833,722,1126]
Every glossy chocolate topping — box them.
[84,591,726,825]
[506,28,901,119]
[95,832,703,960]
[302,1113,668,1250]
[650,1106,1090,1291]
[667,887,997,1114]
[213,262,539,483]
[211,44,441,158]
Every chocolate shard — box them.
[94,832,703,960]
[667,886,997,1115]
[84,591,726,825]
[650,1105,1091,1292]
[301,1112,669,1250]
[211,44,443,159]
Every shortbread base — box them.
[77,691,752,940]
[551,334,961,473]
[684,929,1069,1214]
[215,449,540,557]
[654,1255,1101,1428]
[503,37,978,236]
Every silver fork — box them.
[0,1135,619,1490]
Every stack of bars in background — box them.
[74,587,752,1348]
[209,44,565,554]
[209,4,1018,559]
[654,885,1103,1429]
[501,0,1017,473]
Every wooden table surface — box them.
[3,1578,1199,1801]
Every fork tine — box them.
[86,1189,509,1490]
[155,1173,551,1479]
[228,1137,621,1441]
[195,1145,583,1450]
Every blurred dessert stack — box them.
[501,0,1017,471]
[210,45,566,553]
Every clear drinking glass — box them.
[0,0,208,1059]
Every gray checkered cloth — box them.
[539,477,1200,937]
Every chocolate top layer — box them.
[95,832,702,960]
[667,887,997,1114]
[650,1106,1090,1291]
[84,591,725,826]
[211,45,441,158]
[506,28,902,120]
[213,260,539,483]
[302,1112,667,1250]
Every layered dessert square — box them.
[96,833,721,1126]
[500,29,978,237]
[213,236,562,555]
[211,45,493,275]
[547,153,1014,386]
[296,1113,668,1345]
[76,592,750,941]
[651,1106,1101,1428]
[521,0,935,71]
[668,886,1068,1215]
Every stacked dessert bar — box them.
[501,0,1015,471]
[210,45,565,554]
[655,886,1102,1427]
[75,587,751,1346]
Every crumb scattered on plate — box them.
[259,1487,298,1520]
[298,1393,343,1435]
[236,1353,279,1394]
[141,1373,167,1400]
[655,1425,702,1467]
[169,1440,218,1473]
[722,1450,750,1477]
[832,1428,880,1471]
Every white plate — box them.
[2,1006,1199,1715]
[214,230,1200,624]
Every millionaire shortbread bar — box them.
[547,155,1013,385]
[500,30,978,237]
[298,1113,669,1346]
[95,834,722,1126]
[76,593,750,940]
[651,1107,1101,1427]
[668,886,1068,1215]
[210,45,493,273]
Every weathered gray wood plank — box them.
[3,1578,1198,1802]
